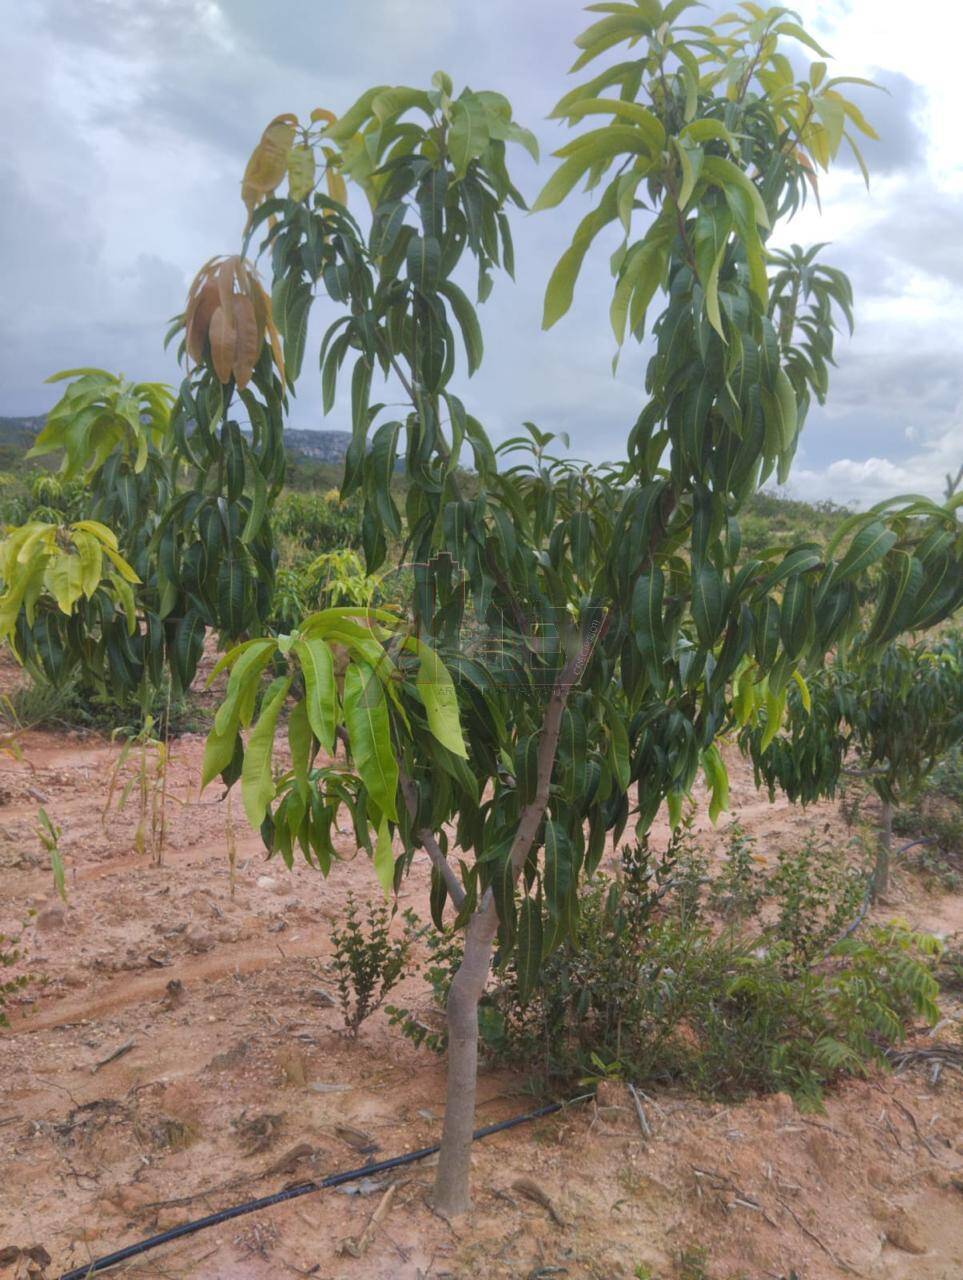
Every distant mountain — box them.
[281,429,351,463]
[0,416,45,447]
[0,416,351,464]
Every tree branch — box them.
[399,769,466,907]
[507,623,608,880]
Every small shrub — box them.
[707,822,765,920]
[478,832,940,1107]
[331,896,420,1035]
[1,673,201,737]
[768,837,866,970]
[935,940,963,994]
[36,806,66,901]
[103,716,170,865]
[271,489,361,553]
[269,549,380,632]
[676,1246,710,1280]
[893,741,963,884]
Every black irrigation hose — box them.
[57,831,941,1279]
[58,1098,582,1280]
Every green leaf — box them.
[760,682,787,752]
[543,179,619,328]
[701,744,729,824]
[543,821,574,920]
[692,564,725,648]
[632,568,665,662]
[604,699,631,792]
[791,668,812,713]
[570,7,662,71]
[555,97,665,151]
[775,20,831,58]
[438,280,484,376]
[834,521,897,582]
[762,369,798,454]
[173,611,206,691]
[72,532,102,599]
[293,636,337,753]
[515,895,543,1003]
[693,205,732,341]
[217,556,248,636]
[44,552,84,614]
[374,816,395,897]
[415,641,468,758]
[699,155,770,229]
[213,638,278,734]
[681,118,737,150]
[448,94,489,180]
[241,676,291,828]
[610,224,670,344]
[288,696,314,800]
[532,153,595,212]
[344,659,399,821]
[406,234,441,294]
[201,721,241,789]
[323,86,388,144]
[371,86,433,123]
[779,574,812,659]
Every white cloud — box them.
[784,423,962,507]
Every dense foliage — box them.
[389,826,940,1108]
[742,631,963,813]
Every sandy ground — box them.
[0,702,961,1280]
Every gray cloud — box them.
[2,1,958,506]
[836,70,928,175]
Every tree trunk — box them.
[430,652,584,1215]
[431,898,498,1216]
[873,798,893,900]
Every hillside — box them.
[0,415,45,447]
[0,416,352,466]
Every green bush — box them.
[396,833,941,1108]
[331,896,421,1035]
[1,673,203,738]
[706,822,765,921]
[767,836,865,970]
[0,470,90,527]
[271,489,361,554]
[269,549,381,633]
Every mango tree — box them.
[4,0,961,1217]
[195,2,961,1216]
[743,631,963,895]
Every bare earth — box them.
[1,698,961,1279]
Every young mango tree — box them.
[742,631,963,895]
[0,370,170,694]
[195,2,961,1216]
[5,0,960,1216]
[0,263,289,701]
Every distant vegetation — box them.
[0,412,851,550]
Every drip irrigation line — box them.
[57,1096,588,1280]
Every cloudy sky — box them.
[3,0,960,506]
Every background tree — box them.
[743,631,963,895]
